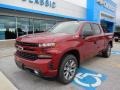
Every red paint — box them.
[15,21,113,77]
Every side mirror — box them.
[82,30,94,38]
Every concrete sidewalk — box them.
[0,47,16,58]
[0,40,15,58]
[0,40,17,90]
[0,42,120,90]
[0,40,15,48]
[0,71,18,90]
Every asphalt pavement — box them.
[0,42,120,90]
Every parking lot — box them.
[0,42,120,90]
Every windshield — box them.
[48,22,81,34]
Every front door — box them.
[80,23,97,61]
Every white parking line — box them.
[0,71,18,90]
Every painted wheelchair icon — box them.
[73,68,106,90]
[111,51,120,55]
[74,73,102,88]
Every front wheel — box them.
[58,54,78,84]
[102,44,111,58]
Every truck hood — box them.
[16,32,74,43]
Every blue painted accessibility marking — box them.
[111,51,120,55]
[73,67,107,90]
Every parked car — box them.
[114,31,120,42]
[15,21,113,84]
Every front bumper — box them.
[15,55,57,77]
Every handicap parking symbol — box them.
[73,67,107,90]
[111,51,120,55]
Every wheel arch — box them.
[59,49,80,68]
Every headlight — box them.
[38,43,56,48]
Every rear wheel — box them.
[102,44,111,58]
[115,39,119,42]
[58,54,78,84]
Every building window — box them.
[34,19,44,33]
[17,17,29,36]
[45,20,56,30]
[0,15,58,40]
[40,20,48,32]
[34,19,56,33]
[29,19,34,34]
[0,16,17,40]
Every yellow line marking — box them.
[0,71,18,90]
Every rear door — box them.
[91,24,105,52]
[80,23,97,61]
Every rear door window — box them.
[91,24,101,35]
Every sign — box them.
[97,0,116,11]
[22,0,56,8]
[73,67,107,90]
[97,0,104,5]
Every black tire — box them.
[115,39,119,42]
[102,44,111,58]
[58,54,78,84]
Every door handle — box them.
[94,41,97,44]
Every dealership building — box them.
[0,0,116,40]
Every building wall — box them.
[87,0,116,22]
[64,0,87,8]
[0,0,117,41]
[0,0,87,40]
[0,0,86,20]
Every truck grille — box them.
[16,41,38,47]
[16,51,38,61]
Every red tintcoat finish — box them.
[15,21,113,77]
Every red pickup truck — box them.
[15,21,113,84]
